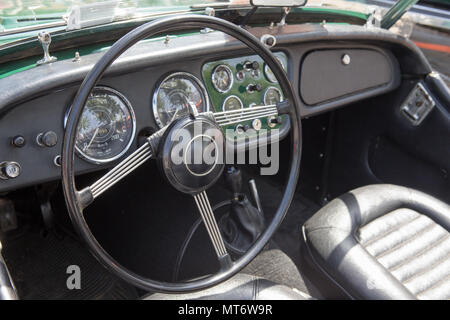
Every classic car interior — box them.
[0,0,449,300]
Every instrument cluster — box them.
[202,52,288,136]
[70,53,287,165]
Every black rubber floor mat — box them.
[2,230,138,300]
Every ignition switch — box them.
[0,162,21,180]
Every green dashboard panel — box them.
[201,52,288,140]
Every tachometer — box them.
[153,72,209,128]
[74,87,136,164]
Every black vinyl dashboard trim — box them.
[0,24,431,119]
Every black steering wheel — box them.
[62,15,302,293]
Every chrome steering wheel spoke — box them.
[193,190,232,269]
[77,141,153,209]
[212,100,290,127]
[76,127,167,209]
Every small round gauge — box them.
[222,95,243,120]
[153,72,209,128]
[236,70,245,82]
[74,87,136,164]
[264,58,285,83]
[212,65,233,93]
[264,87,283,105]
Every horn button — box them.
[159,116,225,194]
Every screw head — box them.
[342,54,351,65]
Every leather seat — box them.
[145,273,310,300]
[144,249,312,300]
[302,184,450,300]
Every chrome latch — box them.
[401,82,435,126]
[36,31,57,65]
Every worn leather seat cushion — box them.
[144,249,311,300]
[145,273,309,300]
[302,184,450,300]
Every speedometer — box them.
[74,87,136,164]
[152,72,209,128]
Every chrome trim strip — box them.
[221,95,243,122]
[215,103,278,127]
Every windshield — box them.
[0,0,227,20]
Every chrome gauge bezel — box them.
[152,72,210,128]
[222,95,244,121]
[211,64,234,93]
[264,86,283,106]
[264,58,285,83]
[69,86,137,165]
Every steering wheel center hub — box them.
[159,115,225,194]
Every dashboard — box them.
[61,52,289,166]
[0,24,418,193]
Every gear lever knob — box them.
[225,166,242,200]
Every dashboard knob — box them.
[246,83,262,93]
[11,135,26,148]
[235,124,250,134]
[244,61,259,71]
[0,162,21,180]
[37,131,58,147]
[268,116,283,128]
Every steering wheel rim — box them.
[62,14,302,293]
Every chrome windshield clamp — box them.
[36,31,57,66]
[365,8,381,29]
[200,7,215,34]
[72,51,81,62]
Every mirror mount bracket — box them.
[278,7,291,27]
[239,6,258,28]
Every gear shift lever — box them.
[225,166,242,201]
[219,166,265,256]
